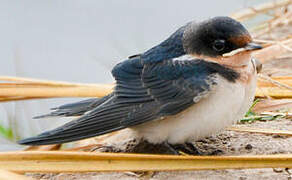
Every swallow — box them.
[18,16,262,153]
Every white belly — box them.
[132,72,257,144]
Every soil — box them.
[28,117,292,180]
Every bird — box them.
[18,16,262,154]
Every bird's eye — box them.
[212,40,225,52]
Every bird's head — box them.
[183,16,262,68]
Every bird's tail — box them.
[17,93,130,146]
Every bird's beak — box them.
[244,42,262,51]
[223,42,262,57]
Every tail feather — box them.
[17,105,128,145]
[17,93,131,146]
[33,94,113,119]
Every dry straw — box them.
[0,151,292,173]
[227,126,292,136]
[0,169,33,180]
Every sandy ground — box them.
[28,117,292,180]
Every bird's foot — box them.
[165,142,202,155]
[89,139,201,155]
[185,142,202,155]
[163,142,181,155]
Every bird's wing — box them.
[18,57,219,145]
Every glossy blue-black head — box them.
[183,16,261,57]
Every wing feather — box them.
[18,57,219,145]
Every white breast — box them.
[132,63,257,144]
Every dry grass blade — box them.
[0,169,34,180]
[24,144,61,151]
[0,86,113,98]
[0,151,292,173]
[253,38,292,63]
[230,0,292,21]
[0,76,101,87]
[258,74,292,90]
[261,111,292,116]
[0,76,114,100]
[227,126,292,136]
[255,87,292,98]
[252,99,292,113]
[256,75,292,98]
[0,96,49,102]
[257,76,292,87]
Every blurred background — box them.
[0,0,269,151]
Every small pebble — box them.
[245,144,253,150]
[272,134,287,139]
[273,168,284,173]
